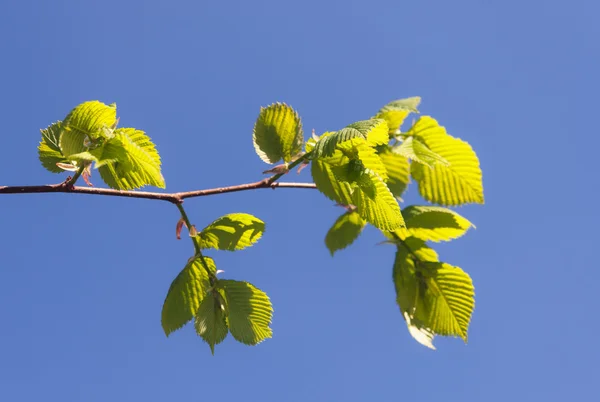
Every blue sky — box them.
[1,0,598,400]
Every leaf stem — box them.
[175,203,216,282]
[266,151,313,185]
[64,165,85,187]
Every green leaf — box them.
[253,103,303,164]
[347,141,388,181]
[346,119,389,146]
[419,262,475,341]
[397,206,473,242]
[378,147,410,199]
[325,210,366,256]
[198,213,265,251]
[311,149,354,206]
[394,236,439,262]
[60,101,117,157]
[312,148,403,231]
[194,289,229,354]
[351,173,404,231]
[375,97,421,134]
[393,239,475,347]
[409,117,484,206]
[313,119,388,158]
[38,122,69,173]
[161,256,216,336]
[392,136,449,168]
[97,128,165,190]
[219,280,273,345]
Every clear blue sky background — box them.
[0,1,598,401]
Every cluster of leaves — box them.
[38,101,164,189]
[37,97,483,353]
[162,213,272,353]
[253,98,484,349]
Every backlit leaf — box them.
[409,117,484,206]
[313,119,388,158]
[325,210,366,256]
[59,101,117,157]
[396,206,473,242]
[38,122,69,173]
[194,289,229,354]
[97,128,165,190]
[253,103,303,164]
[392,136,449,168]
[161,256,216,336]
[375,97,421,134]
[220,280,273,345]
[393,239,474,347]
[378,147,410,198]
[311,149,403,231]
[198,213,265,251]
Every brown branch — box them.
[0,178,317,204]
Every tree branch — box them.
[0,178,317,204]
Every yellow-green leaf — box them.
[161,256,216,336]
[98,128,165,190]
[198,213,265,251]
[351,173,404,231]
[38,122,69,173]
[393,238,439,349]
[60,101,117,157]
[325,210,366,256]
[313,119,388,158]
[375,97,421,134]
[346,119,389,147]
[393,240,474,347]
[312,148,403,231]
[396,206,473,242]
[194,289,229,354]
[219,280,273,345]
[393,136,449,168]
[419,262,475,341]
[378,147,410,199]
[409,117,484,206]
[337,140,388,181]
[253,103,303,164]
[311,149,354,206]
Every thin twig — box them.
[0,180,317,204]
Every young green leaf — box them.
[325,210,366,256]
[418,262,475,342]
[219,280,273,345]
[311,150,355,206]
[339,141,388,181]
[194,290,229,354]
[59,101,117,157]
[393,240,475,346]
[392,136,449,168]
[409,117,484,206]
[397,206,473,242]
[312,119,388,158]
[378,147,410,199]
[161,256,216,336]
[311,149,403,231]
[346,119,389,147]
[253,103,303,164]
[198,213,265,251]
[393,238,439,349]
[375,97,421,135]
[38,122,69,173]
[97,128,165,190]
[351,173,404,231]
